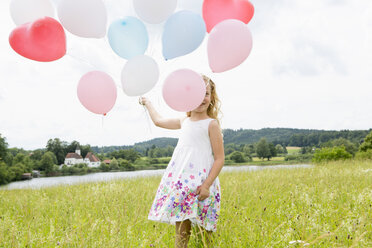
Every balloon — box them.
[121,55,159,96]
[57,0,107,38]
[163,69,206,112]
[10,0,54,26]
[133,0,177,24]
[207,19,252,73]
[77,71,117,115]
[162,10,206,60]
[108,17,148,60]
[202,0,254,33]
[9,17,66,62]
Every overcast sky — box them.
[1,0,371,150]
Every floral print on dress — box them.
[148,159,221,232]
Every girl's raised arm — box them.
[140,97,186,130]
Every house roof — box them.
[85,152,100,162]
[65,153,83,159]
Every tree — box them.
[321,138,358,155]
[118,158,134,170]
[80,144,92,158]
[12,153,26,165]
[230,151,246,163]
[256,138,270,160]
[0,162,9,185]
[275,144,284,154]
[8,163,25,181]
[66,141,80,154]
[40,151,56,175]
[0,134,8,162]
[359,131,372,152]
[243,144,255,156]
[46,138,67,165]
[66,141,91,158]
[283,145,288,154]
[269,143,277,159]
[99,162,110,172]
[125,149,141,162]
[30,149,44,161]
[110,158,119,170]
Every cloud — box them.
[1,0,372,150]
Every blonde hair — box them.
[187,75,222,125]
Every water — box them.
[1,164,313,190]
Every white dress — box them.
[148,117,221,232]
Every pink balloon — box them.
[163,69,206,112]
[203,0,254,33]
[77,71,117,115]
[207,19,252,73]
[9,17,66,62]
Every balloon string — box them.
[66,53,100,71]
[102,114,105,128]
[142,105,153,134]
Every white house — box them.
[84,152,100,168]
[64,147,84,166]
[64,147,100,168]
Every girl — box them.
[140,75,224,248]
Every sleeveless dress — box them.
[148,117,221,232]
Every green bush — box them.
[134,158,150,166]
[359,130,372,152]
[149,158,159,164]
[229,151,247,163]
[312,146,352,163]
[158,157,171,164]
[355,150,372,160]
[284,154,313,161]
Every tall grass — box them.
[0,160,371,247]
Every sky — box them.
[0,0,371,150]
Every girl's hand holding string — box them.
[196,185,210,201]
[139,96,149,106]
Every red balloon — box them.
[9,17,66,62]
[202,0,254,33]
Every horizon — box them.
[4,126,370,151]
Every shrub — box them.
[284,154,313,161]
[229,151,246,163]
[355,150,372,160]
[158,157,171,164]
[359,131,372,152]
[312,146,352,163]
[149,158,159,164]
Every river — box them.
[1,164,312,190]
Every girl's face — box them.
[192,84,211,114]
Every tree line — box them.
[1,128,372,186]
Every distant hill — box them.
[91,128,371,153]
[223,128,370,146]
[91,137,178,154]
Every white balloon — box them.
[121,55,159,96]
[10,0,55,26]
[57,0,107,38]
[133,0,177,24]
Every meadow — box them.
[0,160,371,247]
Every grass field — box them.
[287,146,302,155]
[252,156,285,162]
[0,160,371,247]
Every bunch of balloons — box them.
[8,0,254,115]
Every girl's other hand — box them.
[139,96,149,106]
[196,185,210,201]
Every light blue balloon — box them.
[108,17,149,60]
[162,10,206,60]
